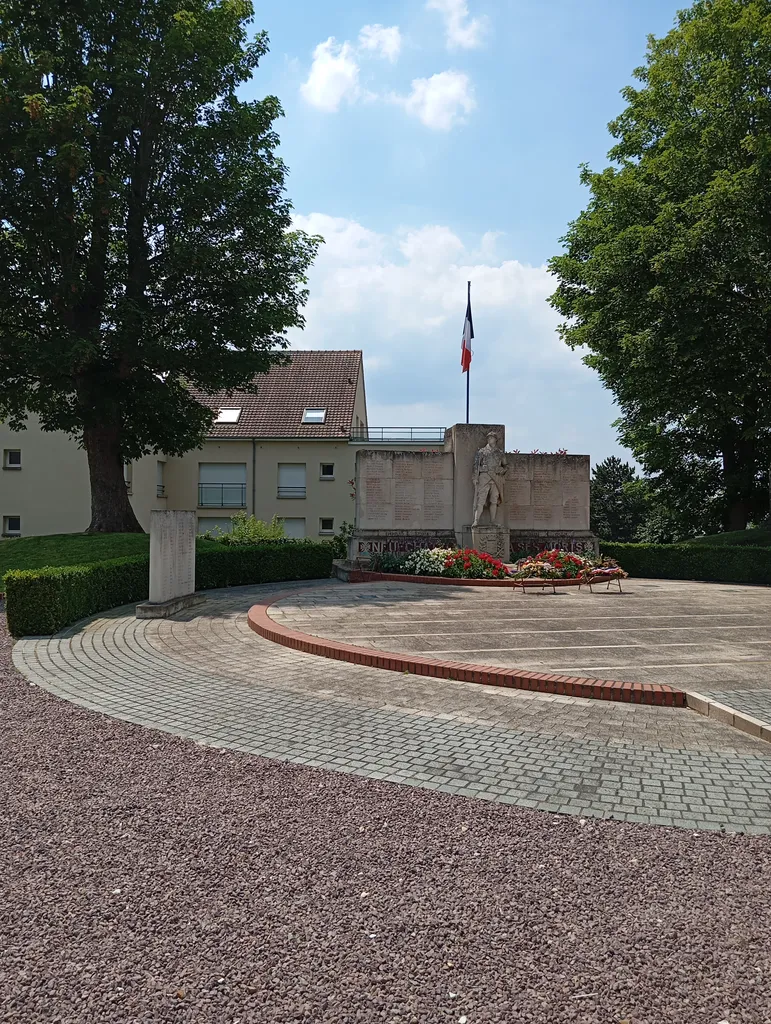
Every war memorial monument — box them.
[348,423,596,565]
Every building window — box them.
[124,462,133,494]
[156,460,166,498]
[215,408,241,424]
[320,463,335,480]
[197,517,234,536]
[277,463,307,498]
[198,463,247,508]
[319,517,334,535]
[2,515,21,537]
[302,408,326,424]
[3,449,21,470]
[283,518,306,539]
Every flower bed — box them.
[372,547,509,580]
[366,547,628,589]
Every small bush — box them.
[601,542,771,585]
[329,520,355,560]
[4,541,335,637]
[370,552,409,574]
[201,511,287,544]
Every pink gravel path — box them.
[1,608,770,1024]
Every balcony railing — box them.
[277,486,307,499]
[198,482,246,508]
[156,484,166,497]
[350,427,447,443]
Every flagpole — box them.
[465,280,471,424]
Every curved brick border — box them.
[247,590,686,708]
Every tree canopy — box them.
[0,0,320,530]
[549,0,771,533]
[590,457,648,542]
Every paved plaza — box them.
[12,579,771,833]
[270,577,771,723]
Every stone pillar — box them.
[136,510,205,618]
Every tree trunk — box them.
[725,498,749,532]
[722,436,754,533]
[83,423,144,533]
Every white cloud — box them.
[358,24,402,63]
[398,225,465,267]
[288,212,628,460]
[294,213,385,265]
[300,38,360,112]
[300,24,476,133]
[426,0,487,50]
[396,71,476,131]
[291,213,575,369]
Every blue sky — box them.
[244,0,686,461]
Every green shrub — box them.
[370,552,409,573]
[4,541,334,637]
[201,511,287,544]
[4,555,150,638]
[329,520,354,560]
[601,542,771,585]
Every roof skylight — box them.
[302,408,327,424]
[216,408,241,424]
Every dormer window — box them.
[216,408,241,424]
[302,408,326,424]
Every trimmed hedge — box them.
[4,541,334,637]
[4,555,150,638]
[194,541,334,590]
[601,542,771,586]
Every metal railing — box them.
[198,482,246,508]
[156,484,166,498]
[350,427,446,443]
[277,486,307,499]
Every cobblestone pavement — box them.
[12,581,771,833]
[272,577,771,728]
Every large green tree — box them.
[0,0,319,531]
[550,0,771,532]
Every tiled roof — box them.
[190,350,363,439]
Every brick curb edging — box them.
[685,691,771,745]
[247,590,686,708]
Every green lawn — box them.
[686,528,771,547]
[0,532,151,576]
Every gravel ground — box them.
[2,608,771,1024]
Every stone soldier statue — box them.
[472,431,507,527]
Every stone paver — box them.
[272,577,771,729]
[12,580,771,833]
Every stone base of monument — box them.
[348,530,457,564]
[509,530,599,559]
[136,592,207,619]
[332,558,363,582]
[469,524,510,563]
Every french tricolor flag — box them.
[461,285,473,373]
